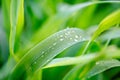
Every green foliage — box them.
[0,0,120,80]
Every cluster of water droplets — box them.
[60,29,86,43]
[30,28,86,70]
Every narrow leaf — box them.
[43,54,96,69]
[9,28,88,79]
[92,9,120,41]
[99,27,120,41]
[2,0,11,35]
[87,59,120,78]
[32,1,120,42]
[9,0,24,59]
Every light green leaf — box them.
[92,9,120,41]
[9,0,24,59]
[87,59,120,78]
[43,54,96,69]
[63,63,93,80]
[82,9,120,54]
[2,0,11,35]
[9,28,88,79]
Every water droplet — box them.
[60,38,64,41]
[64,36,66,38]
[75,35,79,38]
[70,38,73,40]
[67,31,71,34]
[41,51,44,54]
[66,27,69,29]
[74,39,78,42]
[60,35,63,37]
[65,33,69,35]
[71,30,75,33]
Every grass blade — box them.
[92,9,120,41]
[82,9,120,54]
[2,0,11,36]
[9,28,88,79]
[32,1,120,42]
[43,54,96,69]
[9,0,24,60]
[87,59,120,78]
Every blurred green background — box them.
[0,0,120,80]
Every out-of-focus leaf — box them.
[99,27,120,41]
[43,54,96,69]
[0,27,9,62]
[82,8,120,55]
[63,63,93,80]
[92,9,120,41]
[0,58,15,80]
[9,0,24,59]
[87,59,120,78]
[63,64,82,80]
[9,28,88,79]
[2,0,11,35]
[32,1,120,43]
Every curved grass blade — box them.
[92,9,120,41]
[9,0,24,60]
[87,59,120,78]
[82,9,120,54]
[63,63,94,80]
[9,28,88,79]
[43,54,96,69]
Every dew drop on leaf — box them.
[70,38,73,40]
[60,35,63,37]
[65,33,69,35]
[60,38,64,41]
[75,35,79,38]
[74,39,78,42]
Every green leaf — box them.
[9,28,88,79]
[82,9,120,54]
[63,63,93,80]
[87,59,120,78]
[0,27,9,62]
[99,27,120,41]
[43,54,96,69]
[9,0,24,59]
[32,1,120,43]
[2,0,11,35]
[63,64,83,80]
[92,9,120,41]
